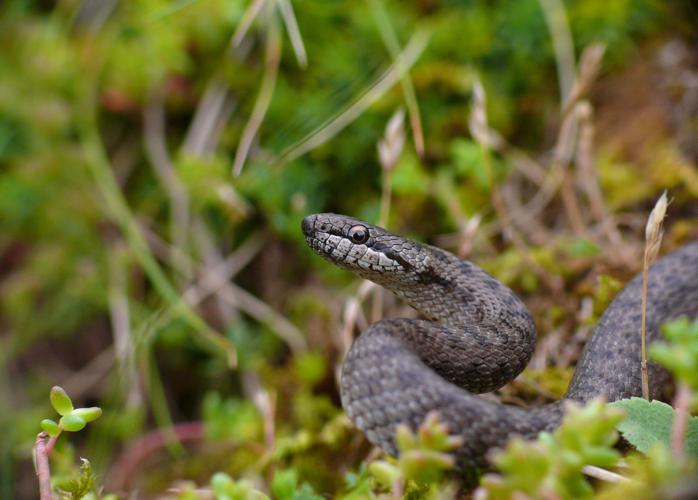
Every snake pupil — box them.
[348,225,368,244]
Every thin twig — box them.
[33,433,53,500]
[641,191,668,399]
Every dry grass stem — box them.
[339,281,377,383]
[574,102,625,251]
[182,81,236,158]
[277,0,307,67]
[61,347,115,402]
[641,190,668,399]
[183,36,252,157]
[233,4,281,176]
[377,108,405,227]
[108,246,142,406]
[232,0,267,46]
[277,31,429,164]
[369,0,425,156]
[562,44,606,119]
[470,76,562,292]
[143,91,192,281]
[242,371,276,452]
[582,465,630,484]
[537,0,576,105]
[182,233,267,307]
[457,214,482,258]
[142,226,306,354]
[373,109,404,321]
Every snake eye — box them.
[348,225,369,244]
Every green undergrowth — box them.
[2,1,698,499]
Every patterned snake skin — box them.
[302,213,698,471]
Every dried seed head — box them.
[378,108,405,172]
[645,191,668,262]
[468,77,490,146]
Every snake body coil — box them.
[302,213,698,471]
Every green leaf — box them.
[50,386,73,416]
[59,414,87,432]
[40,419,60,437]
[270,469,323,500]
[650,317,698,389]
[610,397,698,458]
[293,353,327,387]
[71,407,102,423]
[54,458,95,499]
[210,473,269,500]
[369,460,402,488]
[210,472,235,496]
[271,469,298,500]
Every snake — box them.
[301,212,698,473]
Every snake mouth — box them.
[301,214,316,237]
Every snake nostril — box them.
[301,215,315,237]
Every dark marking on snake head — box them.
[373,242,415,271]
[417,265,454,289]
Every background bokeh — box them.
[1,0,697,497]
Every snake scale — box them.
[302,213,698,472]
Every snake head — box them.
[301,213,427,284]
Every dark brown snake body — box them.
[301,213,698,472]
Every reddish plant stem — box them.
[34,432,53,500]
[45,435,59,455]
[671,382,691,461]
[107,421,204,491]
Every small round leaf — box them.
[59,414,86,432]
[71,407,102,423]
[50,386,73,416]
[40,419,60,437]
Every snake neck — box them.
[302,212,537,347]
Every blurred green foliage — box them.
[1,0,697,498]
[482,399,624,499]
